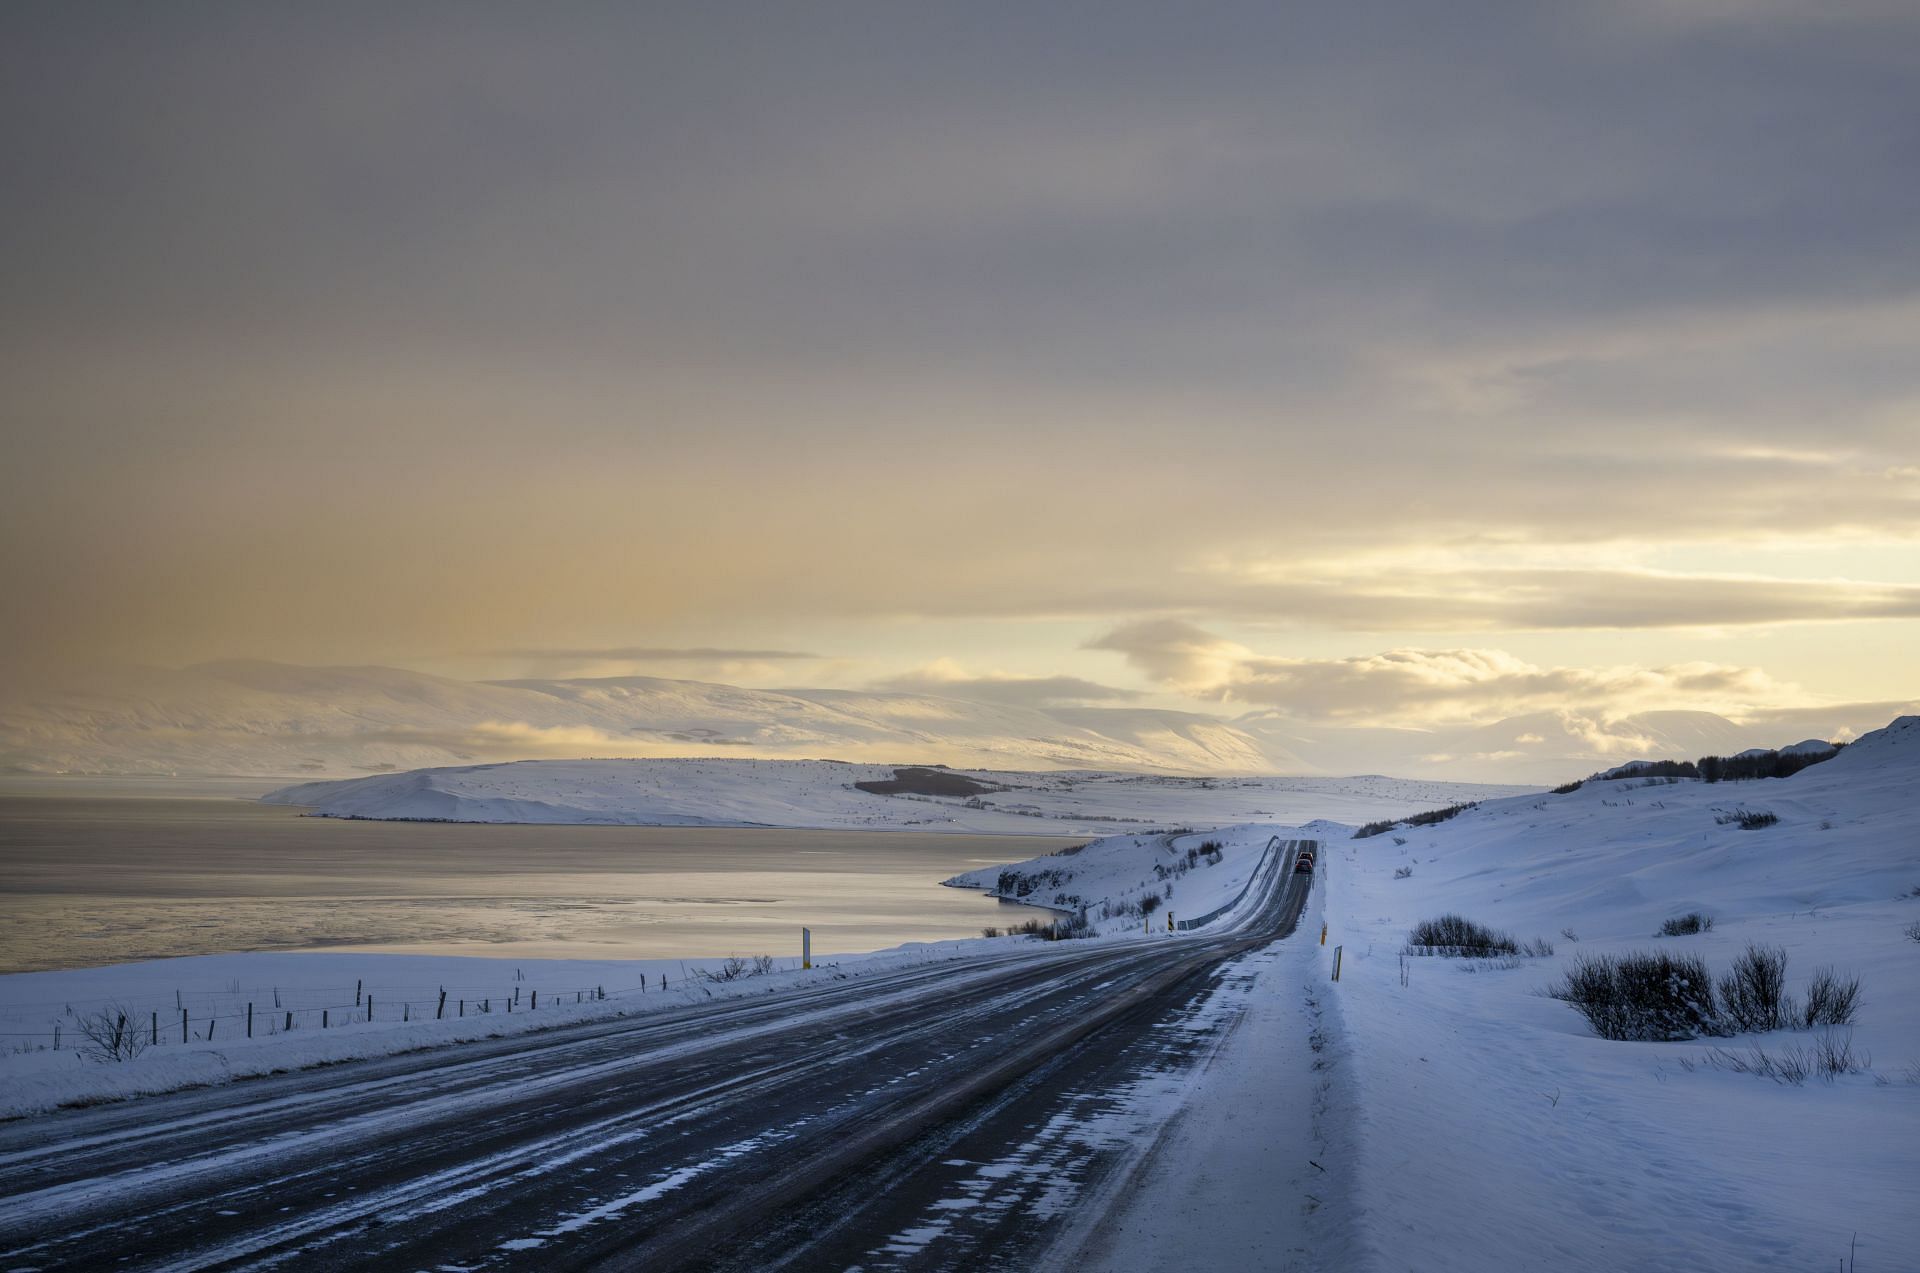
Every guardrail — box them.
[1174,835,1296,931]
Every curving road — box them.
[0,840,1315,1271]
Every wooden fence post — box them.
[151,1012,158,1046]
[437,989,447,1019]
[181,1007,188,1043]
[247,1003,253,1038]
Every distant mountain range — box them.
[2,660,1908,785]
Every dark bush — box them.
[854,766,997,797]
[1801,967,1861,1027]
[1353,819,1396,839]
[1393,865,1413,879]
[1718,945,1790,1032]
[1550,779,1584,795]
[1139,893,1162,916]
[1553,951,1721,1041]
[1715,809,1778,830]
[1660,912,1713,936]
[1600,759,1700,780]
[1406,914,1519,957]
[1696,745,1841,784]
[1404,801,1477,828]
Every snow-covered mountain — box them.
[4,660,1905,783]
[261,759,1535,836]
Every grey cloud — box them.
[3,4,1919,679]
[491,647,820,662]
[923,569,1920,632]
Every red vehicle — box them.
[1294,851,1314,873]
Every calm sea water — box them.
[0,797,1075,974]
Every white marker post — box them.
[802,926,812,970]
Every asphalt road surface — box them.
[0,840,1315,1271]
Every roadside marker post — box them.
[1332,945,1343,982]
[1320,922,1327,945]
[803,927,812,970]
[1167,912,1174,933]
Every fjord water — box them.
[0,797,1075,974]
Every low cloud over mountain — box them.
[4,661,1906,786]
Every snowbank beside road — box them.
[1319,715,1920,1271]
[262,758,1529,836]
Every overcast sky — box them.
[3,1,1917,736]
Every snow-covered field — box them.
[262,757,1530,835]
[1309,714,1920,1271]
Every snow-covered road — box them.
[0,844,1317,1270]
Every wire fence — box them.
[0,958,815,1053]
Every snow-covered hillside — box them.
[262,759,1531,835]
[1309,714,1920,1270]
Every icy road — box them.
[0,841,1315,1271]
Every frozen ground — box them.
[262,757,1529,835]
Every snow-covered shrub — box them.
[1801,967,1861,1028]
[1405,914,1518,957]
[1553,951,1722,1041]
[1905,921,1920,944]
[1393,865,1413,879]
[75,1004,151,1063]
[1054,910,1093,940]
[1699,1033,1869,1085]
[1659,912,1713,936]
[1718,945,1791,1032]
